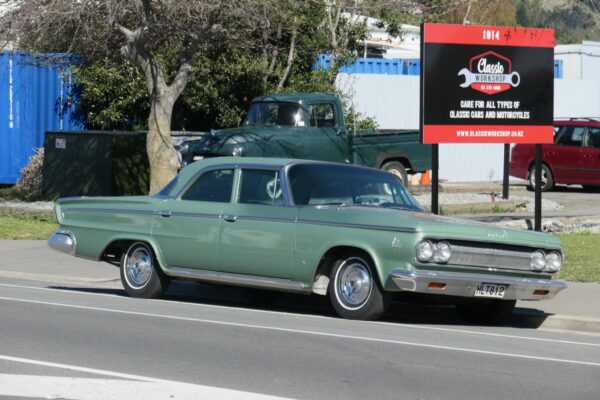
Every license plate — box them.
[474,283,507,298]
[193,156,204,161]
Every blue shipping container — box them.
[0,51,84,184]
[403,59,420,76]
[316,54,404,75]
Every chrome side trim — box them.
[237,215,296,223]
[164,267,310,293]
[47,230,75,255]
[297,219,416,233]
[390,269,567,301]
[169,211,221,219]
[62,207,153,215]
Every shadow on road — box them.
[48,280,551,330]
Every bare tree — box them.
[0,0,255,193]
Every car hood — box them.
[193,126,289,151]
[297,206,560,249]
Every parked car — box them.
[49,157,566,322]
[178,92,431,185]
[510,119,600,191]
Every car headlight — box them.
[545,251,562,272]
[416,240,434,262]
[433,241,452,263]
[530,250,546,271]
[232,146,243,157]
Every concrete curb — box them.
[514,309,600,336]
[0,270,121,288]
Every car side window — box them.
[239,169,284,206]
[555,126,585,146]
[181,169,234,202]
[309,103,337,128]
[587,128,600,149]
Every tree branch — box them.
[276,25,297,92]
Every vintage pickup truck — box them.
[179,93,431,184]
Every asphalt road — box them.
[1,277,599,400]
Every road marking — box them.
[1,282,599,348]
[0,361,291,400]
[1,295,600,368]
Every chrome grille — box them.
[447,242,534,272]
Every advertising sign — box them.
[421,24,555,144]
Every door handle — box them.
[223,214,238,222]
[157,210,171,217]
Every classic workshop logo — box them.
[458,51,520,95]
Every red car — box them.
[510,120,600,191]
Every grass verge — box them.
[556,232,600,283]
[0,214,57,240]
[0,212,597,282]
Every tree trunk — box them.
[147,95,179,194]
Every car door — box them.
[545,125,584,183]
[580,127,600,184]
[219,167,297,278]
[301,102,348,163]
[151,168,234,270]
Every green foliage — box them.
[344,110,379,131]
[14,148,45,201]
[514,0,600,44]
[76,59,148,130]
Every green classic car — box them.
[48,157,566,321]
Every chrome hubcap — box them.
[337,259,372,309]
[531,168,548,187]
[125,246,153,289]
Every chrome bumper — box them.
[390,269,567,301]
[47,229,75,255]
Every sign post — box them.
[420,24,555,230]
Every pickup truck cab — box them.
[179,93,431,184]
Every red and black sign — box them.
[421,24,555,144]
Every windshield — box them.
[245,102,307,127]
[288,164,425,211]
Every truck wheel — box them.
[528,164,553,191]
[120,242,170,298]
[329,254,391,320]
[382,161,408,186]
[455,299,516,324]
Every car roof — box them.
[252,92,339,104]
[555,119,600,128]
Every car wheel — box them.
[528,164,554,191]
[120,242,169,298]
[455,299,516,324]
[329,254,391,320]
[382,161,409,186]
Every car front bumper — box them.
[47,229,75,255]
[390,269,567,301]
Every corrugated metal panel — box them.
[554,79,600,119]
[439,144,505,182]
[317,55,404,75]
[336,73,419,130]
[581,41,600,81]
[0,51,84,184]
